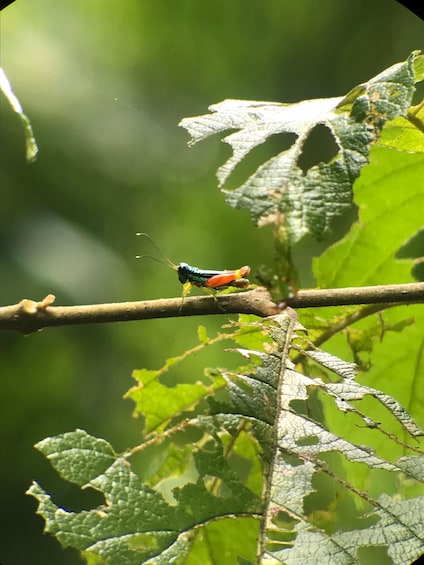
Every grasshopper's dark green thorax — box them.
[178,262,213,287]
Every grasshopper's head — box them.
[177,262,190,284]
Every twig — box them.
[284,282,424,307]
[1,282,423,335]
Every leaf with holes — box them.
[180,53,421,244]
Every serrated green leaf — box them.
[397,454,424,480]
[413,52,424,82]
[145,517,259,565]
[34,429,116,486]
[314,146,424,288]
[300,347,423,440]
[345,315,415,370]
[28,430,261,565]
[180,53,418,245]
[378,112,424,153]
[226,427,263,496]
[312,141,424,464]
[149,442,195,488]
[324,380,423,440]
[222,370,276,424]
[335,494,424,565]
[231,314,274,350]
[252,312,424,564]
[264,493,424,565]
[174,443,261,517]
[197,324,209,344]
[126,328,239,434]
[27,457,181,565]
[184,516,259,565]
[127,369,222,434]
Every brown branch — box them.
[284,281,424,308]
[0,288,278,334]
[1,282,424,335]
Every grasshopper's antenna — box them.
[136,233,177,270]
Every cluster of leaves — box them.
[28,52,424,564]
[28,311,424,564]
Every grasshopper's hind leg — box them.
[201,286,227,311]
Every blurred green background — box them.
[0,1,422,563]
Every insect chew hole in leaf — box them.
[297,124,339,174]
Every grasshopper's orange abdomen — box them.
[178,263,251,290]
[205,266,251,289]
